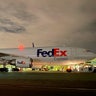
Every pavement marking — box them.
[38,86,96,91]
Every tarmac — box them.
[0,72,96,96]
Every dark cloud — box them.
[0,0,38,33]
[0,1,38,23]
[0,18,26,33]
[0,18,14,25]
[75,20,96,35]
[78,20,96,52]
[79,0,96,14]
[13,11,36,22]
[0,25,25,33]
[88,21,96,33]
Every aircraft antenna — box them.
[32,43,35,48]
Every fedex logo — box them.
[37,48,67,57]
[17,61,25,64]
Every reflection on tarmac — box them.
[0,72,96,96]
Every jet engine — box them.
[16,58,33,68]
[8,58,33,68]
[82,64,94,72]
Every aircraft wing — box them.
[0,53,11,57]
[0,51,33,68]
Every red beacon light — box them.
[18,44,25,51]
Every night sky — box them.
[0,0,96,52]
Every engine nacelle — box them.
[16,58,33,68]
[82,64,94,72]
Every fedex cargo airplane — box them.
[0,44,96,72]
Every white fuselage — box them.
[0,47,95,64]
